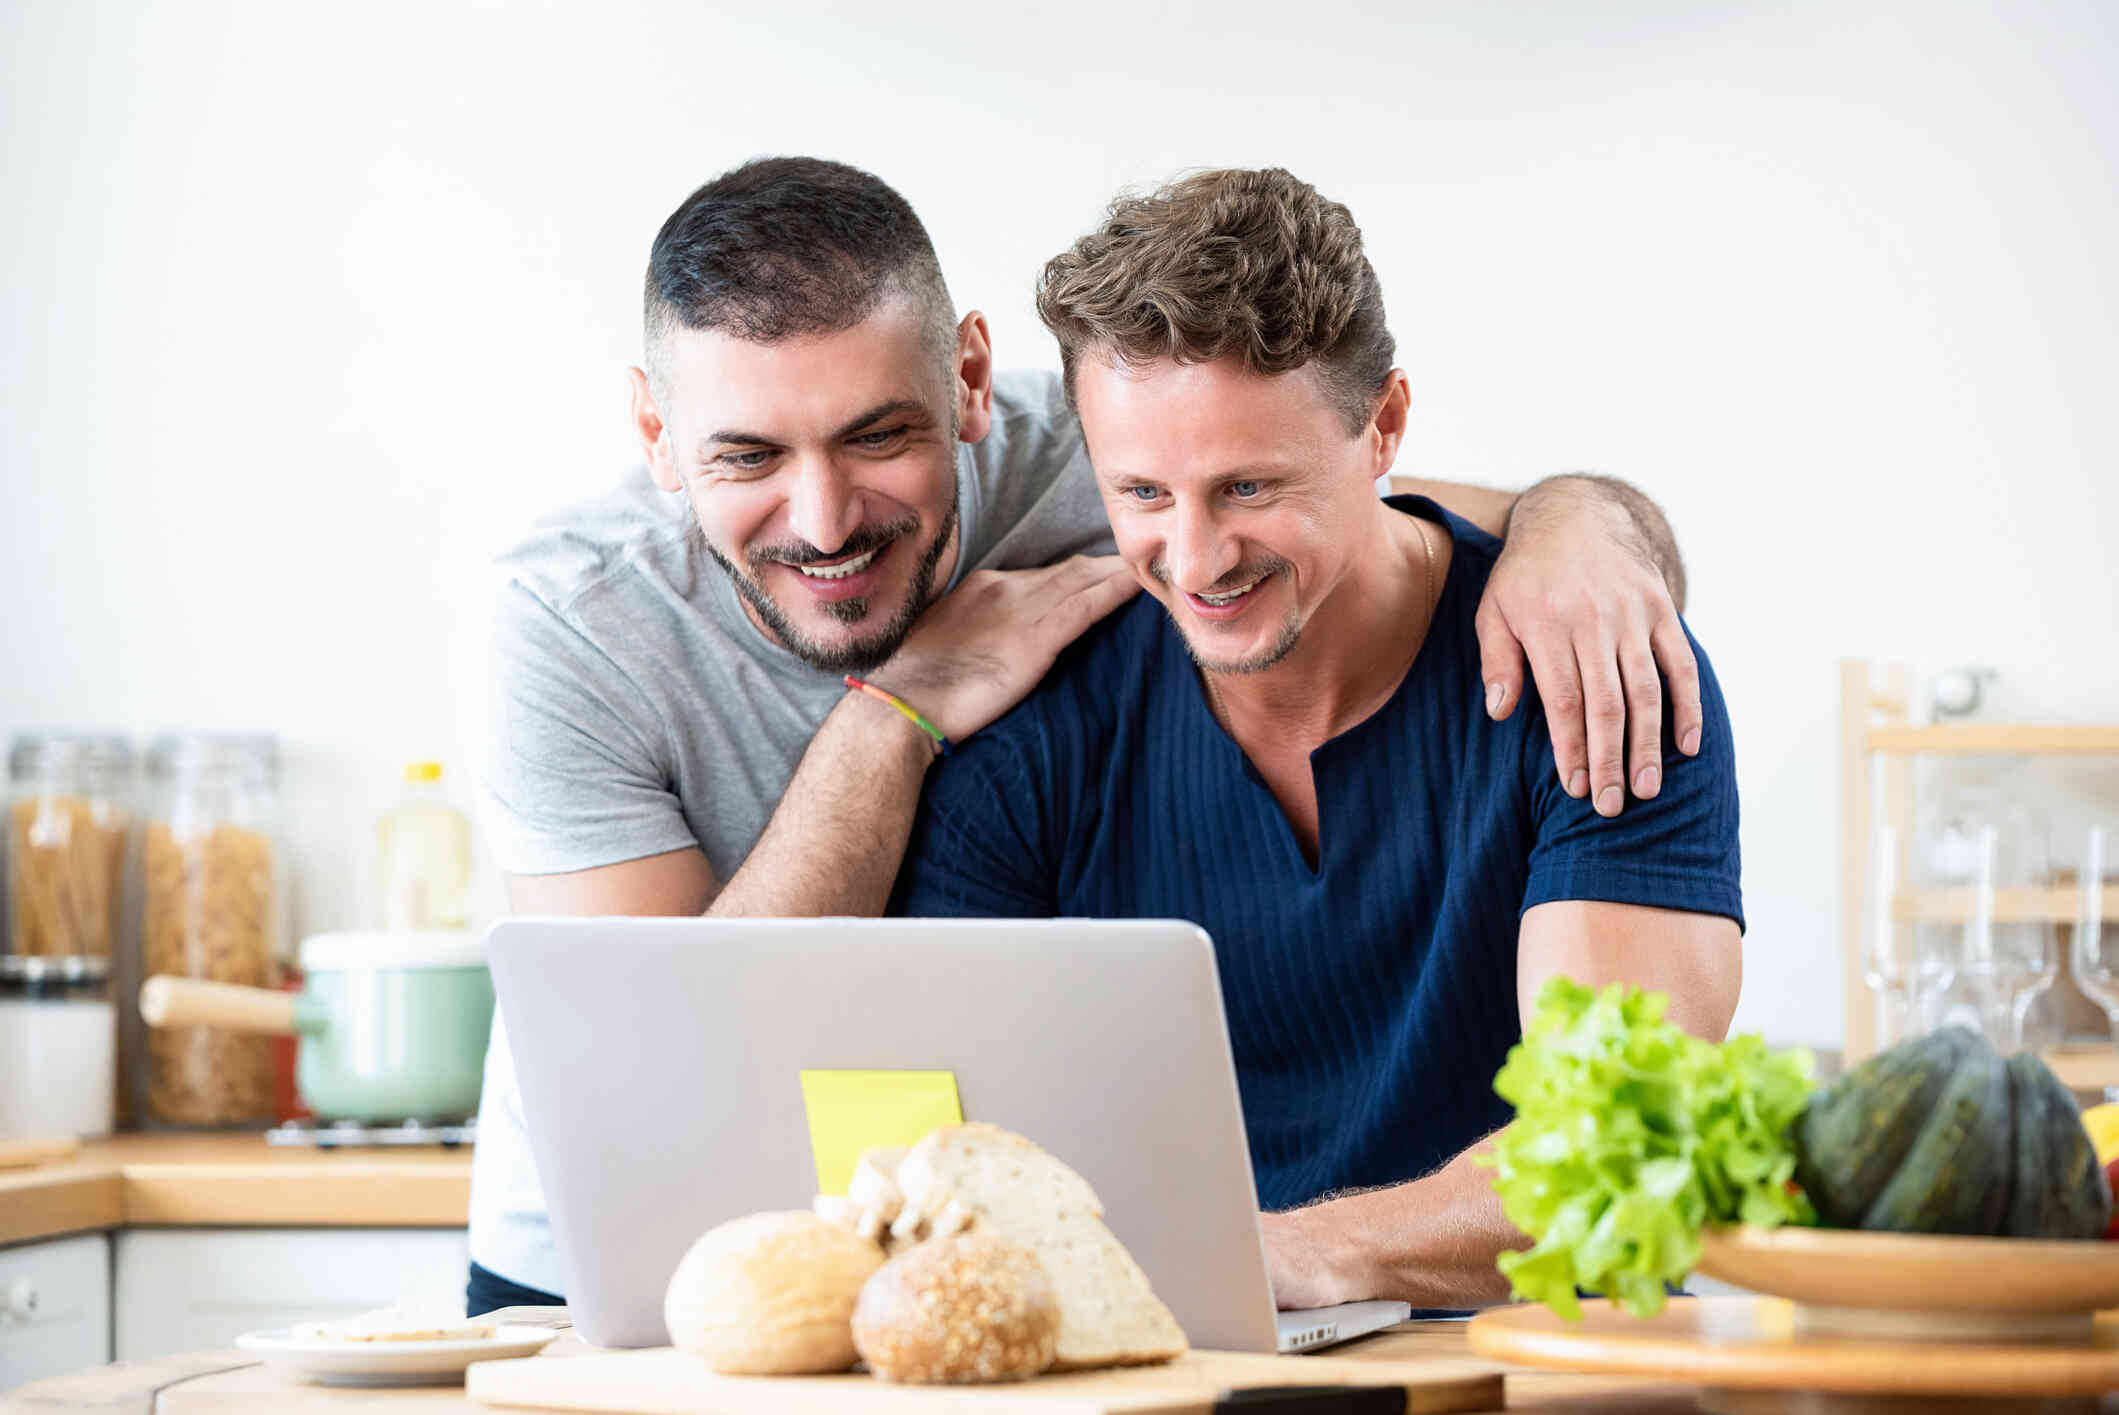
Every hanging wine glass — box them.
[2070,825,2118,1046]
[1956,824,2059,1053]
[1864,825,1947,1048]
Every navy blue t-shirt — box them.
[891,498,1742,1210]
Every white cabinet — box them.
[0,1233,111,1391]
[113,1228,468,1360]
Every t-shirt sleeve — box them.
[890,725,1060,918]
[482,581,702,877]
[1518,624,1744,931]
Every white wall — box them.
[3,0,2114,1045]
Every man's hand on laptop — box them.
[1257,1203,1363,1311]
[1473,475,1702,820]
[1256,1143,1523,1311]
[868,555,1139,742]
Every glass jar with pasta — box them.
[141,734,282,1127]
[7,734,134,970]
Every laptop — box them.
[487,916,1411,1353]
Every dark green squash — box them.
[1794,1027,1974,1229]
[2003,1050,2112,1240]
[1792,1027,2109,1240]
[1857,1036,2011,1235]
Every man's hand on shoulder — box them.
[869,555,1139,742]
[1475,475,1702,819]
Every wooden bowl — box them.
[1697,1225,2119,1342]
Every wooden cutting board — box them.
[466,1347,1503,1413]
[1469,1296,2119,1403]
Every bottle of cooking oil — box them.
[377,761,471,930]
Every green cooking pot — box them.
[141,931,494,1123]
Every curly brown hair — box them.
[1036,168,1396,436]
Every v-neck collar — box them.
[1181,499,1467,879]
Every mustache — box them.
[1147,554,1291,595]
[747,513,920,571]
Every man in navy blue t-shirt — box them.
[892,168,1744,1312]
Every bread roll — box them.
[663,1211,884,1374]
[852,1232,1059,1383]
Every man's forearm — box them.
[1266,1136,1522,1309]
[1510,475,1687,613]
[708,558,1139,916]
[707,694,936,917]
[1387,477,1518,538]
[1348,1141,1521,1308]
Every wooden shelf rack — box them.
[2043,1046,2119,1093]
[1839,660,2119,1069]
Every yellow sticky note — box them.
[800,1069,964,1197]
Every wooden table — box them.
[0,1320,1709,1414]
[0,1133,473,1246]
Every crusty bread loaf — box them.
[662,1211,884,1374]
[851,1232,1059,1383]
[895,1123,1187,1370]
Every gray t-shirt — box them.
[469,369,1113,1294]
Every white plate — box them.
[235,1322,558,1386]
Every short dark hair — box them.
[1036,168,1395,436]
[644,157,955,395]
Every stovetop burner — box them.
[266,1118,477,1148]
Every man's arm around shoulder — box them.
[1390,472,1701,822]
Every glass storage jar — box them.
[6,734,134,967]
[141,734,282,1127]
[0,955,117,1137]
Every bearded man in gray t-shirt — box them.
[466,156,1710,1312]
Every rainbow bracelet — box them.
[843,676,951,756]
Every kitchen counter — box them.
[0,1135,472,1245]
[2,1321,1706,1413]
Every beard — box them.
[704,492,960,675]
[1151,554,1302,675]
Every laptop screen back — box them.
[488,916,1280,1352]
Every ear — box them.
[1367,370,1413,478]
[628,367,681,492]
[952,311,996,445]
